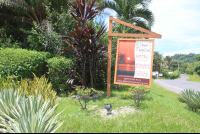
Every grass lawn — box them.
[56,80,200,133]
[185,73,200,83]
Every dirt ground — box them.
[88,105,138,118]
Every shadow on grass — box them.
[152,92,164,98]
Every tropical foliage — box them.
[58,0,107,88]
[0,73,57,107]
[0,0,69,27]
[178,89,200,112]
[0,88,63,133]
[0,0,70,47]
[100,0,154,33]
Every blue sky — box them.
[96,0,200,57]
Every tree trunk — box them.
[90,58,94,88]
[83,61,86,86]
[156,64,159,71]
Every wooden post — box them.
[107,19,112,97]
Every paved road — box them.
[154,74,200,94]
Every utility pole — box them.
[160,62,162,73]
[178,60,179,71]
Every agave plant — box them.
[186,91,200,110]
[178,89,194,103]
[0,88,63,133]
[179,89,200,111]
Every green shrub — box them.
[0,89,63,133]
[0,73,57,107]
[0,75,20,90]
[124,85,150,107]
[169,70,180,79]
[0,48,52,79]
[47,56,73,94]
[162,69,170,79]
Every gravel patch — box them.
[88,105,138,119]
[56,97,62,100]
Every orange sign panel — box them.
[114,38,154,87]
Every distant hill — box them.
[170,53,197,63]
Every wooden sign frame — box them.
[114,38,154,87]
[107,16,162,97]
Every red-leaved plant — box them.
[57,0,107,89]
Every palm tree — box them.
[100,0,154,89]
[118,53,126,63]
[99,0,154,33]
[0,0,70,48]
[0,0,69,28]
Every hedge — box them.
[0,48,52,79]
[47,56,73,93]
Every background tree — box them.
[165,56,173,71]
[153,51,162,72]
[195,54,200,61]
[171,59,178,71]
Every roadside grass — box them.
[185,73,200,83]
[56,80,200,133]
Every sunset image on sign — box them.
[117,40,136,76]
[114,38,154,87]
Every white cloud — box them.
[97,0,200,56]
[149,0,200,45]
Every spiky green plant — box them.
[179,89,200,111]
[0,88,63,133]
[178,89,194,103]
[0,73,57,107]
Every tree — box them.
[171,59,178,71]
[0,0,70,48]
[0,0,69,27]
[58,0,107,88]
[118,53,126,63]
[195,54,200,61]
[99,0,154,33]
[165,56,173,71]
[99,0,154,89]
[153,51,162,72]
